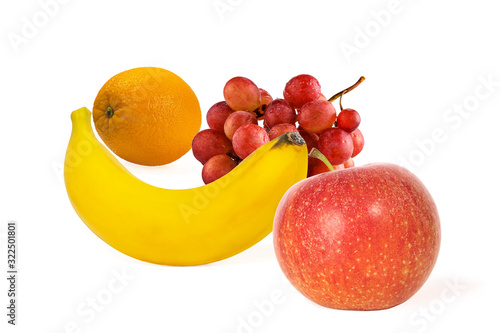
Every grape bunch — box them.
[192,75,365,184]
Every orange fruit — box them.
[92,67,201,166]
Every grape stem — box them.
[328,76,365,104]
[339,91,345,111]
[309,148,335,172]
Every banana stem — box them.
[328,76,365,103]
[309,148,335,171]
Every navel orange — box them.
[92,67,201,166]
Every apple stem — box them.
[328,76,365,103]
[309,148,335,171]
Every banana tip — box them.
[70,107,91,123]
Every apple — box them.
[273,163,441,310]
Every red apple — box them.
[273,163,440,310]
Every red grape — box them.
[298,130,319,153]
[337,108,361,133]
[307,156,344,177]
[223,77,261,112]
[224,111,258,140]
[262,119,271,132]
[192,129,234,164]
[297,99,336,133]
[343,158,355,168]
[318,128,354,165]
[206,101,233,132]
[202,154,237,184]
[268,123,298,141]
[283,74,321,109]
[350,128,364,157]
[264,99,296,128]
[255,88,273,119]
[232,124,270,159]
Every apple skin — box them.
[273,163,440,310]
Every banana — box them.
[64,107,308,266]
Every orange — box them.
[92,67,201,166]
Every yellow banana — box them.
[64,107,308,266]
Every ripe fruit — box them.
[337,108,361,133]
[224,111,258,140]
[193,75,366,180]
[264,98,297,128]
[297,99,336,133]
[268,123,298,141]
[318,128,354,165]
[232,124,270,159]
[298,130,319,153]
[92,67,201,166]
[223,76,261,112]
[256,88,273,119]
[283,74,321,109]
[350,128,364,157]
[307,156,343,177]
[343,158,355,168]
[274,163,441,310]
[202,154,237,184]
[207,101,233,132]
[191,129,233,164]
[65,107,308,266]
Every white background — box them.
[1,0,499,332]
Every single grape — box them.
[206,101,233,132]
[317,93,327,101]
[283,74,321,109]
[264,98,296,128]
[297,99,336,133]
[202,154,237,184]
[224,111,258,140]
[232,124,270,159]
[268,123,298,141]
[255,88,273,120]
[223,76,261,112]
[298,130,319,153]
[192,129,234,164]
[318,128,354,165]
[350,128,364,157]
[307,156,344,177]
[262,119,271,132]
[343,158,355,168]
[337,108,361,133]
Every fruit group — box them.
[93,67,201,166]
[273,163,441,310]
[65,107,308,266]
[193,75,366,183]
